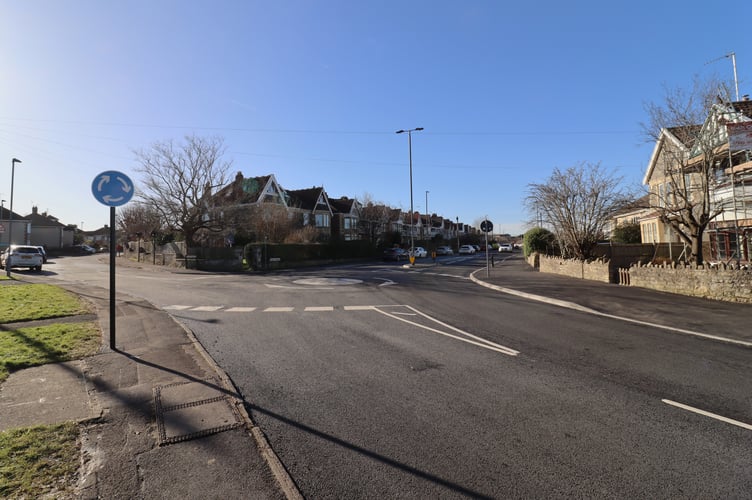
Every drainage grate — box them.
[154,378,244,445]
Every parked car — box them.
[412,246,428,258]
[0,245,44,271]
[498,243,514,252]
[383,247,408,261]
[472,245,482,252]
[35,246,48,263]
[459,245,476,255]
[72,244,97,255]
[435,246,454,256]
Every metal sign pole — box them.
[109,207,116,349]
[91,170,134,351]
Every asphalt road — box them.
[37,253,752,498]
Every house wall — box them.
[29,226,65,249]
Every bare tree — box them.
[640,76,733,265]
[526,162,631,259]
[358,193,393,243]
[134,135,232,247]
[117,202,162,240]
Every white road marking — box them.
[662,399,752,431]
[162,302,518,356]
[293,278,363,286]
[373,305,519,357]
[265,284,334,290]
[469,270,752,349]
[191,306,223,312]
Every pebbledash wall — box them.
[528,253,752,303]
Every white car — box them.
[458,245,476,254]
[498,243,514,252]
[412,246,428,258]
[0,245,44,271]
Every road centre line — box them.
[225,307,257,312]
[304,306,334,311]
[662,399,752,431]
[264,307,295,312]
[469,271,752,349]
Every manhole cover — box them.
[154,378,243,445]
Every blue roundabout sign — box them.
[92,170,134,207]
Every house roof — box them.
[731,98,752,118]
[329,197,359,215]
[643,126,698,185]
[286,187,332,213]
[217,172,287,206]
[24,207,65,227]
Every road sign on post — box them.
[480,220,493,233]
[92,170,134,351]
[92,171,134,207]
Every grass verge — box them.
[0,422,80,499]
[0,322,100,383]
[0,284,92,323]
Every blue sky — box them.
[1,1,749,236]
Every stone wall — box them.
[530,252,752,303]
[628,262,752,303]
[536,254,611,283]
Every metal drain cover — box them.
[154,378,243,445]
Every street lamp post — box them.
[7,158,21,277]
[456,216,460,252]
[425,190,429,240]
[396,127,423,260]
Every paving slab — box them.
[0,360,98,431]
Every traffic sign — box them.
[480,219,493,233]
[92,170,134,207]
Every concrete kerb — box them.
[469,268,598,314]
[469,268,752,350]
[173,319,304,500]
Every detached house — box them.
[642,125,700,244]
[642,96,752,262]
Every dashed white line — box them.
[264,307,295,312]
[304,306,334,312]
[191,306,223,312]
[662,399,752,431]
[344,305,375,311]
[225,307,257,312]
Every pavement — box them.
[2,252,751,499]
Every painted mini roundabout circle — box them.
[292,277,363,286]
